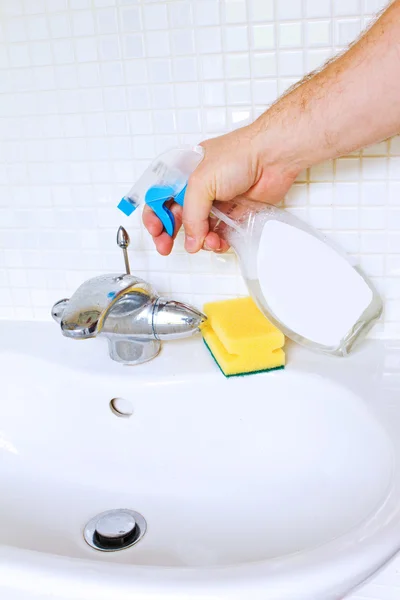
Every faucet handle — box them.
[56,273,148,339]
[117,226,131,275]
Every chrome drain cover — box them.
[84,509,147,552]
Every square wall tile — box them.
[127,86,150,109]
[177,109,201,133]
[204,108,227,132]
[363,0,388,13]
[52,39,74,63]
[9,44,31,67]
[223,26,248,52]
[145,31,170,58]
[168,2,193,28]
[335,19,362,46]
[173,57,197,81]
[305,0,331,17]
[196,27,222,53]
[123,34,144,58]
[224,0,247,24]
[251,52,276,77]
[359,254,385,277]
[49,13,71,38]
[305,48,332,71]
[252,79,277,104]
[362,157,387,180]
[201,54,224,79]
[310,161,334,182]
[98,36,121,61]
[333,0,361,16]
[27,15,49,40]
[359,207,386,230]
[309,182,333,205]
[279,22,302,47]
[72,11,95,37]
[195,0,220,26]
[225,53,250,78]
[278,51,304,77]
[361,181,387,205]
[276,0,302,20]
[75,37,97,61]
[336,158,361,181]
[285,183,307,206]
[69,0,90,9]
[228,107,251,128]
[335,182,359,205]
[332,231,359,254]
[249,0,274,21]
[334,207,359,230]
[171,29,195,55]
[361,232,387,253]
[153,110,176,134]
[148,58,171,83]
[252,24,275,50]
[96,7,118,34]
[202,82,225,106]
[143,4,168,30]
[6,19,27,43]
[226,81,251,105]
[129,111,152,135]
[308,207,333,229]
[306,21,331,46]
[151,84,174,109]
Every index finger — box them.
[182,169,215,253]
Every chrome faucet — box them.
[51,227,206,365]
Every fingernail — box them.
[203,242,212,251]
[185,235,196,252]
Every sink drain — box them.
[84,509,146,552]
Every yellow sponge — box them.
[202,297,285,377]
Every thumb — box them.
[183,171,215,253]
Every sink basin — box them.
[1,321,400,600]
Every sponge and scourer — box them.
[201,297,285,377]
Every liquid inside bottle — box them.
[210,197,382,357]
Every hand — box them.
[143,122,300,255]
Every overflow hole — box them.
[110,397,134,418]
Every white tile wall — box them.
[0,0,399,340]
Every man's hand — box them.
[142,124,299,255]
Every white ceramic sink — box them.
[1,321,400,600]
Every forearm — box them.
[255,0,400,171]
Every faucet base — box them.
[105,335,161,366]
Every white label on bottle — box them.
[257,220,373,347]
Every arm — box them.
[144,0,400,255]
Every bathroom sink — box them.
[1,321,400,600]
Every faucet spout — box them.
[152,299,206,340]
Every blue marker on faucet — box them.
[117,146,204,235]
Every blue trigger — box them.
[145,185,176,236]
[145,184,188,237]
[162,203,175,234]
